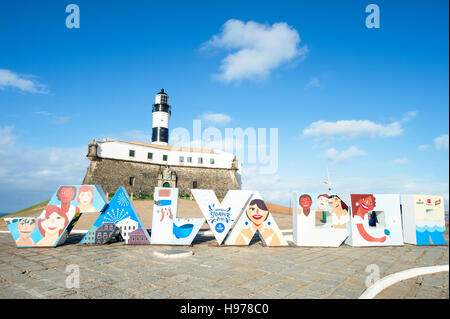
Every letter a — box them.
[365,4,380,29]
[66,4,80,29]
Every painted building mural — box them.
[116,217,139,243]
[94,222,121,244]
[129,228,152,245]
[81,187,150,245]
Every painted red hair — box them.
[77,185,95,203]
[38,205,69,236]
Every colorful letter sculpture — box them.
[225,191,288,246]
[81,187,150,245]
[292,193,351,247]
[191,189,253,245]
[401,195,447,245]
[346,194,404,247]
[151,187,205,245]
[46,185,108,217]
[5,185,108,247]
[5,217,41,247]
[5,183,447,250]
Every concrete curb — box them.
[359,264,449,299]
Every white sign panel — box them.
[191,189,253,245]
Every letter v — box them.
[191,189,253,245]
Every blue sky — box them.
[0,0,448,213]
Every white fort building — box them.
[83,89,242,197]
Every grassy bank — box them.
[0,200,49,221]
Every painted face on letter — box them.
[300,196,312,210]
[79,191,93,205]
[246,204,268,226]
[359,197,375,211]
[41,212,65,235]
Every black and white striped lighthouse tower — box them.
[151,88,171,145]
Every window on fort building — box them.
[198,157,203,164]
[129,177,135,186]
[148,152,153,160]
[129,150,135,157]
[210,158,215,165]
[187,157,192,163]
[163,154,168,161]
[193,181,198,189]
[179,156,184,163]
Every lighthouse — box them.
[83,87,242,198]
[151,88,171,145]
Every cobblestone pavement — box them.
[0,233,448,299]
[375,272,449,299]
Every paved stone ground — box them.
[0,231,448,299]
[375,271,449,299]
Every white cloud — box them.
[0,69,48,94]
[392,157,409,165]
[305,77,320,89]
[0,126,88,213]
[303,119,404,140]
[324,146,367,163]
[33,111,52,116]
[200,113,232,125]
[434,134,449,150]
[418,144,431,151]
[0,126,17,151]
[52,116,71,125]
[417,135,449,152]
[400,110,418,123]
[202,19,306,83]
[33,111,71,125]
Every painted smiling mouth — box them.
[252,215,263,220]
[361,203,369,210]
[47,227,57,231]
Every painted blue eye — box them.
[245,221,248,226]
[384,229,390,235]
[268,222,271,226]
